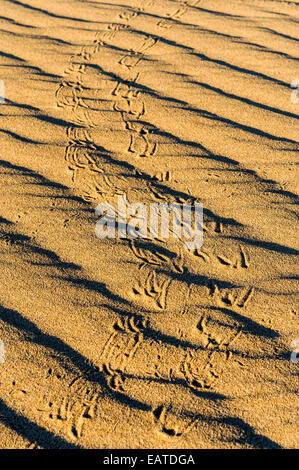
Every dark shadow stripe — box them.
[0,399,79,449]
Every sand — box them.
[0,0,298,449]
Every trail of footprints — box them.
[54,0,258,441]
[132,269,171,310]
[36,366,101,441]
[99,313,242,395]
[153,404,196,437]
[56,0,204,192]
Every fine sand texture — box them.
[0,0,298,449]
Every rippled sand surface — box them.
[0,0,298,449]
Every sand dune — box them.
[0,0,298,449]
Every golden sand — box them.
[0,0,298,449]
